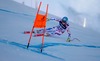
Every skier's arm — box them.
[47,18,60,22]
[66,24,71,37]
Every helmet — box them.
[62,17,68,22]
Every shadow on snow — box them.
[0,39,64,61]
[0,39,100,60]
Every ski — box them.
[24,31,34,34]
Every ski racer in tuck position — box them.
[24,16,71,41]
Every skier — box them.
[24,16,71,41]
[45,17,71,36]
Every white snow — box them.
[0,0,100,61]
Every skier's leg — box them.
[44,27,56,36]
[54,26,65,36]
[55,28,66,36]
[34,27,58,37]
[33,29,45,36]
[33,27,53,36]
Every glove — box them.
[47,18,50,21]
[47,18,55,21]
[66,37,71,42]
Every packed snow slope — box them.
[0,0,100,61]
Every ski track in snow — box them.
[0,39,64,61]
[0,39,100,50]
[1,39,100,60]
[0,8,33,17]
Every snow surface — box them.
[0,0,100,61]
